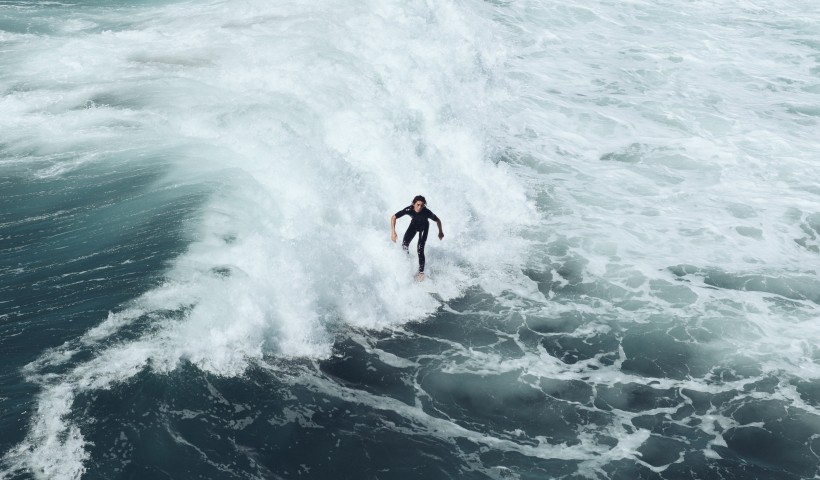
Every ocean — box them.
[2,0,820,478]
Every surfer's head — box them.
[412,195,426,212]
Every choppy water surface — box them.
[2,0,820,478]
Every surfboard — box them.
[415,272,440,297]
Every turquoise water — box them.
[2,0,820,478]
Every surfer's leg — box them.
[417,227,429,273]
[401,227,416,254]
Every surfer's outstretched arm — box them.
[390,214,398,243]
[435,219,444,240]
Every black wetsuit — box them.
[395,206,440,273]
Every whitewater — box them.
[1,0,819,478]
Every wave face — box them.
[2,0,820,478]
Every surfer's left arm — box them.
[435,218,444,240]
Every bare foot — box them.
[415,272,425,282]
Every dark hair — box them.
[412,195,426,206]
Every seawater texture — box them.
[1,0,820,478]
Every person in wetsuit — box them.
[391,195,444,278]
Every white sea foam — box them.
[3,0,820,477]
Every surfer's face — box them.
[413,201,424,212]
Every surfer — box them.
[391,195,444,281]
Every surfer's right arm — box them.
[390,214,398,242]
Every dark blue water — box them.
[1,161,208,463]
